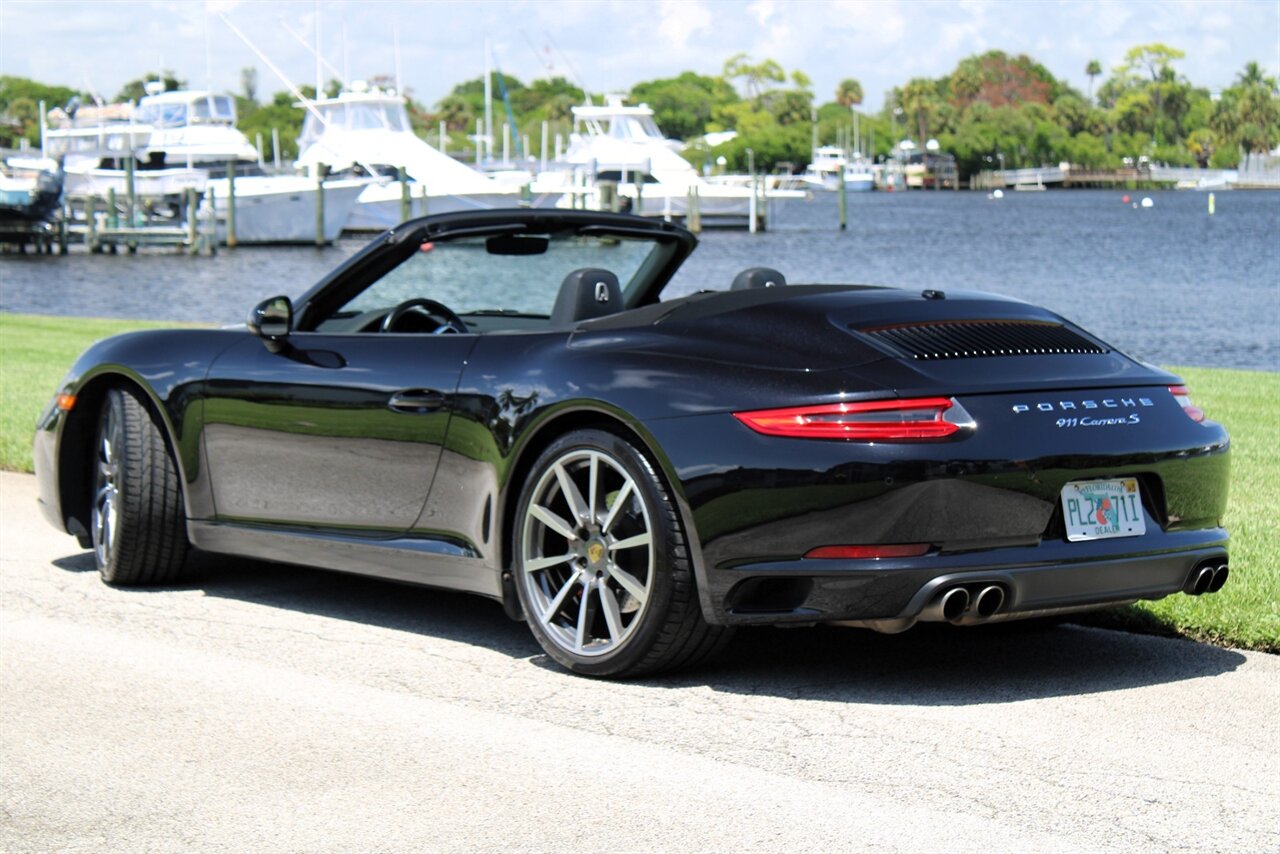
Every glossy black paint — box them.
[35,209,1230,629]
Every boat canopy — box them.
[136,92,237,128]
[298,93,412,152]
[573,98,667,143]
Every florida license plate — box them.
[1062,478,1146,542]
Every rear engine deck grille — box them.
[860,320,1107,361]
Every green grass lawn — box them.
[1082,366,1280,652]
[0,314,181,470]
[1,312,1276,652]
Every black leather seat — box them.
[730,267,787,290]
[551,268,623,325]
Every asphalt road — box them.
[2,470,1277,852]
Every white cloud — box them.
[657,0,712,50]
[747,0,776,27]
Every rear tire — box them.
[513,429,729,678]
[91,387,190,585]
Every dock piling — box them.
[84,195,98,253]
[315,165,326,248]
[838,174,848,230]
[399,167,411,222]
[57,202,68,254]
[687,187,701,233]
[184,189,199,255]
[227,161,238,249]
[124,157,137,253]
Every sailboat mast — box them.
[484,40,493,163]
[394,18,402,93]
[314,1,322,97]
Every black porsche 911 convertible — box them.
[34,209,1230,677]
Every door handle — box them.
[388,389,444,413]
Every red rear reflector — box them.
[804,544,930,559]
[734,397,962,440]
[56,394,76,412]
[1168,385,1205,423]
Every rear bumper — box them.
[706,528,1228,626]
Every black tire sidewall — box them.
[94,389,128,582]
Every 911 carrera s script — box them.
[1055,414,1142,427]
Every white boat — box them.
[798,145,847,191]
[204,174,368,244]
[843,159,875,193]
[543,96,803,226]
[42,88,363,244]
[43,91,256,195]
[294,83,549,231]
[798,145,874,192]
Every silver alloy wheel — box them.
[520,448,655,657]
[93,401,121,568]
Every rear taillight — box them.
[733,397,973,441]
[1168,385,1205,423]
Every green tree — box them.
[722,53,785,102]
[0,76,84,147]
[1235,60,1277,91]
[1086,59,1102,102]
[115,71,184,103]
[1185,127,1217,167]
[236,89,306,161]
[900,77,940,145]
[835,78,863,109]
[630,71,738,140]
[436,94,474,131]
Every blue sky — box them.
[2,0,1277,110]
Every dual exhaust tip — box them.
[921,560,1228,625]
[924,584,1005,625]
[1186,563,1229,596]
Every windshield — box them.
[311,227,678,333]
[137,95,236,127]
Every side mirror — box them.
[247,295,292,353]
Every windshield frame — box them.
[294,211,696,333]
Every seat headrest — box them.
[551,268,623,325]
[730,267,787,290]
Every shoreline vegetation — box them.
[3,44,1278,181]
[0,312,1275,654]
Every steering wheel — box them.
[380,298,468,334]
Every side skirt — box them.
[188,521,503,599]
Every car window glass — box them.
[330,233,660,323]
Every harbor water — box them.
[1,189,1277,371]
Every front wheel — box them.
[513,429,729,678]
[91,386,190,585]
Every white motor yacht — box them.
[294,84,553,231]
[799,145,874,192]
[543,96,804,226]
[42,88,365,244]
[798,145,846,191]
[844,158,875,193]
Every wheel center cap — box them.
[586,539,606,567]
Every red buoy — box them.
[1122,195,1131,203]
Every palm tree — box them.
[835,78,863,109]
[900,78,937,147]
[1236,60,1278,92]
[1086,60,1102,103]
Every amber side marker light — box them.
[804,544,931,559]
[56,394,76,412]
[734,397,970,441]
[1168,386,1205,423]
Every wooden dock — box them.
[969,166,1180,190]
